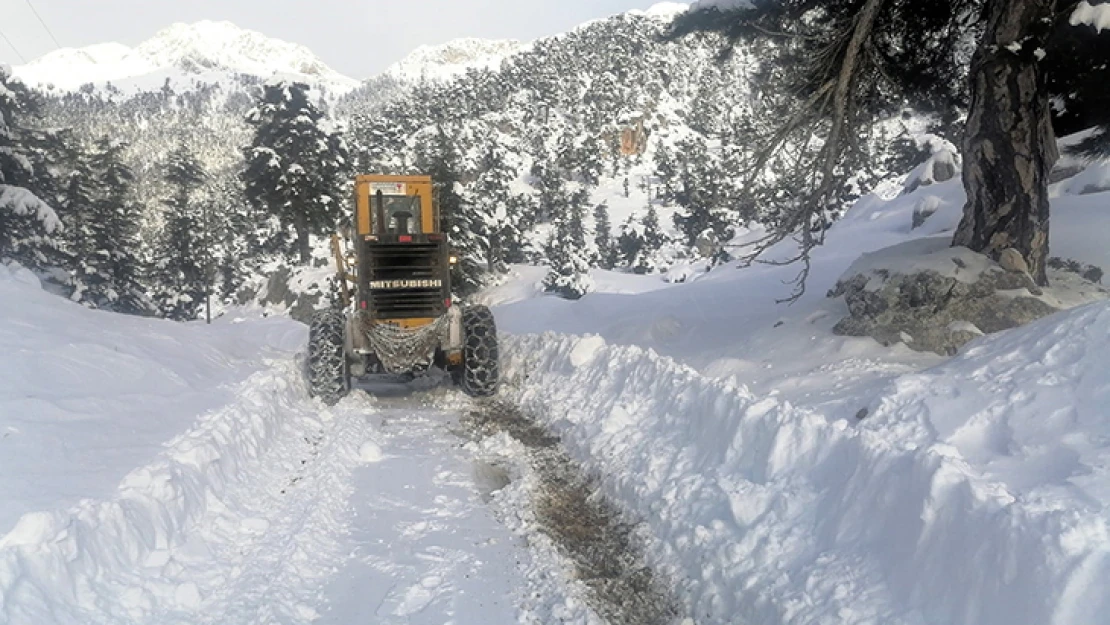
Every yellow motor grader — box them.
[306,174,499,404]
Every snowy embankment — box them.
[488,144,1110,625]
[500,305,1110,625]
[0,263,371,624]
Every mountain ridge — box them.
[13,20,358,93]
[385,38,529,83]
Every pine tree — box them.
[0,67,63,270]
[152,144,209,321]
[419,126,486,296]
[593,202,617,270]
[56,135,105,305]
[88,138,150,314]
[207,177,253,304]
[953,0,1075,285]
[653,144,679,203]
[502,194,537,264]
[534,162,568,224]
[670,137,738,252]
[54,134,150,313]
[617,217,644,270]
[469,146,521,273]
[543,188,594,299]
[637,204,668,273]
[243,81,349,264]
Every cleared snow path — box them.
[317,393,521,624]
[1,353,612,625]
[0,265,676,625]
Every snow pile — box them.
[499,315,1110,625]
[13,21,358,93]
[0,266,369,624]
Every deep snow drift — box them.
[0,263,304,533]
[500,306,1110,625]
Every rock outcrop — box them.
[829,239,1108,355]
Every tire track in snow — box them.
[316,391,524,624]
[460,399,681,625]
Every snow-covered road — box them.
[318,393,521,624]
[1,359,534,624]
[1,265,678,624]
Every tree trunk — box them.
[953,0,1057,286]
[294,210,310,265]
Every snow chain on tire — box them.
[458,305,500,397]
[308,309,350,406]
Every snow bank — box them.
[0,264,304,529]
[0,363,306,623]
[500,311,1110,625]
[0,266,339,623]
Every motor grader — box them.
[306,174,499,404]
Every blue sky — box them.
[0,0,670,78]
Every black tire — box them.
[308,309,350,405]
[458,305,500,397]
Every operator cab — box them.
[374,191,422,236]
[352,175,451,322]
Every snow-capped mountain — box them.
[385,38,528,82]
[14,21,359,94]
[379,3,689,84]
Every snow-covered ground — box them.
[5,144,1110,624]
[0,264,598,625]
[487,158,1110,625]
[492,154,1110,411]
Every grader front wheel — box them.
[456,305,500,397]
[308,309,350,406]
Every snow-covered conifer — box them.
[543,188,594,299]
[418,126,486,296]
[469,146,523,273]
[243,81,349,264]
[152,144,209,321]
[593,202,617,270]
[672,137,735,248]
[0,67,64,271]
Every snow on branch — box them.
[0,185,62,233]
[1071,1,1110,32]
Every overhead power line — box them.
[23,0,62,49]
[0,27,28,63]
